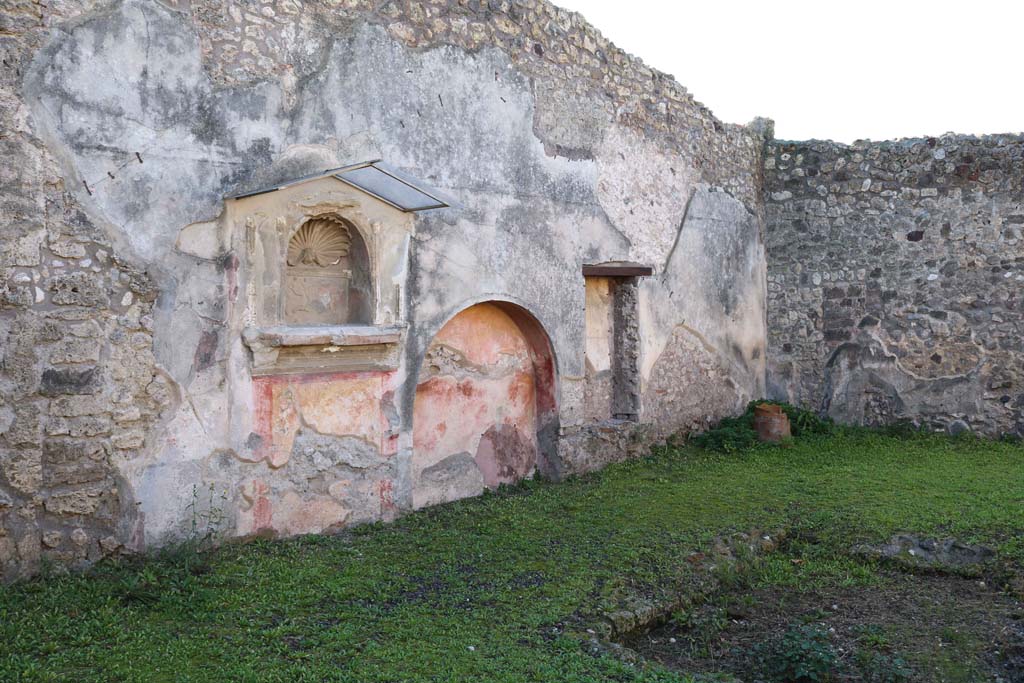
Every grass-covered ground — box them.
[1,430,1022,682]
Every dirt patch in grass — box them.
[628,569,1024,682]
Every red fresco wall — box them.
[413,304,543,498]
[239,370,399,536]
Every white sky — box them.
[554,0,1023,143]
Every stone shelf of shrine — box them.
[242,324,405,376]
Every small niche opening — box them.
[582,262,653,423]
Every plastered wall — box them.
[0,0,767,580]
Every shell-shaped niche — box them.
[287,217,352,267]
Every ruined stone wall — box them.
[766,134,1024,437]
[1,0,767,580]
[0,0,176,581]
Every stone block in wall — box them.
[40,366,100,395]
[110,429,146,449]
[48,239,88,259]
[4,332,43,394]
[111,405,142,423]
[49,395,109,418]
[34,320,65,343]
[0,227,45,267]
[49,272,109,307]
[1,281,35,308]
[67,319,103,338]
[15,530,41,578]
[5,405,42,446]
[40,437,103,465]
[43,484,109,517]
[42,438,108,487]
[41,530,63,548]
[45,416,112,438]
[1,448,41,495]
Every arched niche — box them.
[411,301,558,510]
[284,215,373,325]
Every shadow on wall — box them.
[411,302,558,509]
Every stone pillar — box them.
[611,277,641,421]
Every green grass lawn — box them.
[1,430,1021,682]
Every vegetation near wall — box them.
[1,429,1021,681]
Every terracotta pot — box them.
[753,403,783,417]
[753,403,791,443]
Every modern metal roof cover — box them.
[227,160,454,212]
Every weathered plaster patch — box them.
[822,334,983,428]
[596,126,699,267]
[249,370,395,468]
[640,187,766,404]
[643,325,746,439]
[415,453,484,510]
[532,79,610,159]
[176,220,223,260]
[474,423,537,488]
